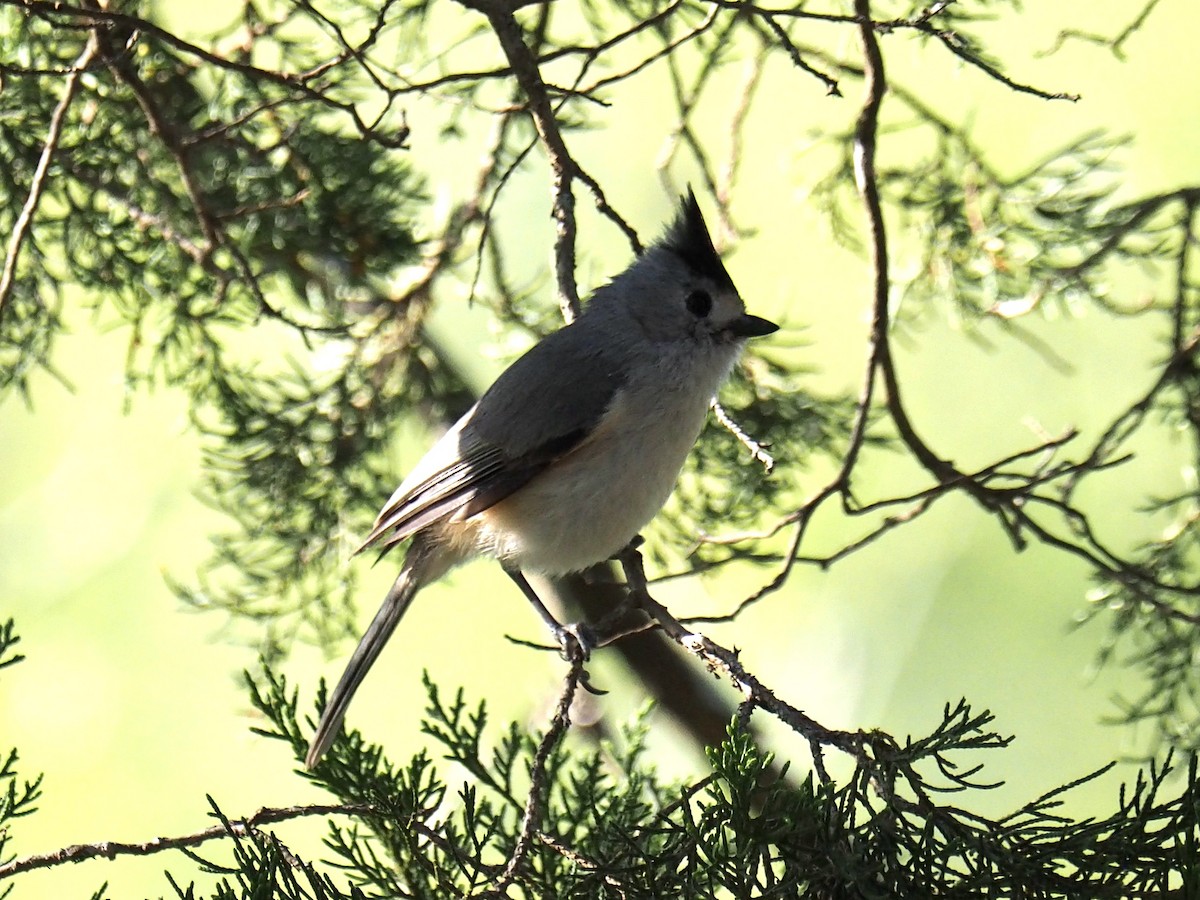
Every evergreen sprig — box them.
[240,669,1200,898]
[0,622,43,898]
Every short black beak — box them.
[727,313,779,338]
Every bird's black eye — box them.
[685,289,712,317]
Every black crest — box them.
[659,189,736,291]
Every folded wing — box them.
[358,319,626,555]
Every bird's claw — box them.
[553,621,596,661]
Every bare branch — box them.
[711,400,775,473]
[703,0,1076,99]
[618,545,865,760]
[913,19,1079,102]
[757,10,841,96]
[12,0,411,147]
[0,803,375,879]
[457,0,582,321]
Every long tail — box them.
[305,543,445,769]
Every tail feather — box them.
[306,559,426,769]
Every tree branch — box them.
[457,0,582,321]
[617,545,865,776]
[11,0,411,147]
[0,802,375,879]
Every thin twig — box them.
[15,0,411,147]
[758,10,841,96]
[458,0,582,321]
[0,803,375,879]
[617,545,866,761]
[0,33,98,316]
[577,4,721,98]
[720,37,771,207]
[1038,0,1163,60]
[486,642,585,894]
[536,832,629,896]
[711,400,775,473]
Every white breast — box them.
[473,344,736,574]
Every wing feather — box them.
[357,427,591,554]
[357,317,626,556]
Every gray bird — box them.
[306,192,777,768]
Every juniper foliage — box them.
[2,0,1200,896]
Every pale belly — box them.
[472,381,712,574]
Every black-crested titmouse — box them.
[305,192,778,768]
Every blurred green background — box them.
[2,0,1198,895]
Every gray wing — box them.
[358,320,626,554]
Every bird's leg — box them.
[613,539,648,590]
[503,566,596,659]
[608,536,651,610]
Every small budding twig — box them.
[711,400,775,473]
